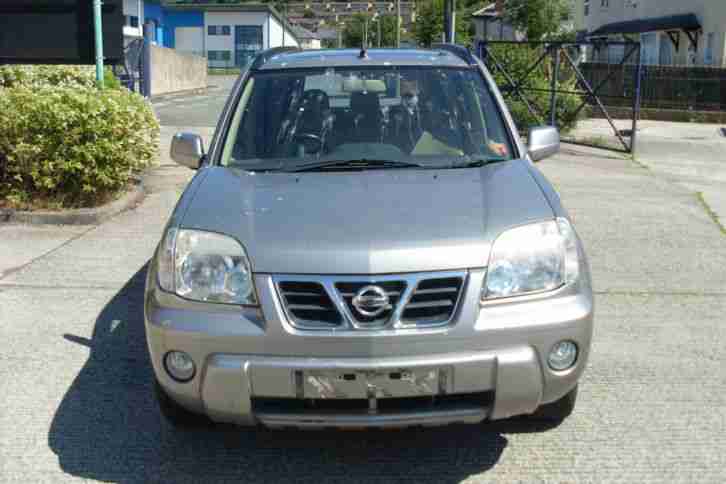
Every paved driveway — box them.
[1,124,725,481]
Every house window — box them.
[704,32,715,65]
[208,25,231,36]
[584,0,590,16]
[125,15,139,28]
[207,50,232,67]
[235,25,264,67]
[601,0,609,7]
[641,32,657,65]
[208,51,231,61]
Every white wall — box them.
[122,0,144,38]
[175,27,204,57]
[268,15,300,48]
[204,11,269,52]
[201,11,299,66]
[583,0,726,66]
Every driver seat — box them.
[291,89,335,155]
[350,91,383,143]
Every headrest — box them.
[350,91,381,116]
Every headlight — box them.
[483,218,580,300]
[157,228,257,305]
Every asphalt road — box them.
[153,75,238,127]
[1,85,725,482]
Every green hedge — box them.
[0,64,120,90]
[0,84,158,209]
[487,45,583,133]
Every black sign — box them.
[0,0,123,65]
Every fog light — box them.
[548,341,578,371]
[164,351,196,382]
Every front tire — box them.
[154,378,212,429]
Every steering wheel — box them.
[293,133,323,157]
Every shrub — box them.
[0,64,120,90]
[486,45,583,133]
[0,85,158,208]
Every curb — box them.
[150,85,217,102]
[0,181,146,226]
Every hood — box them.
[181,161,553,274]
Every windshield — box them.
[221,66,514,171]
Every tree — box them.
[342,13,399,48]
[411,0,471,47]
[502,0,572,40]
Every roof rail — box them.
[431,43,476,65]
[250,46,302,70]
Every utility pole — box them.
[444,0,456,44]
[364,16,368,47]
[93,0,104,88]
[396,0,401,48]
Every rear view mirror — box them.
[527,126,560,162]
[170,132,205,169]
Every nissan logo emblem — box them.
[351,285,391,317]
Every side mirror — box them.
[170,132,205,169]
[527,126,560,162]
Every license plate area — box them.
[300,367,447,399]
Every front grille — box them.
[278,281,341,329]
[335,280,406,326]
[274,271,466,331]
[401,277,464,326]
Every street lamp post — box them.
[93,0,104,88]
[396,0,401,48]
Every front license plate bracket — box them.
[300,367,450,400]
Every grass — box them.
[696,192,726,235]
[572,135,620,150]
[629,154,650,170]
[208,68,241,76]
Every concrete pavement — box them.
[571,118,726,231]
[153,75,237,127]
[1,94,725,482]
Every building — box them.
[292,25,322,50]
[123,0,146,43]
[578,0,726,66]
[472,0,578,42]
[136,2,300,68]
[471,2,521,42]
[286,2,417,30]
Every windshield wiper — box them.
[445,155,509,169]
[289,159,423,173]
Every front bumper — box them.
[145,268,594,428]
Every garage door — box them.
[175,27,203,56]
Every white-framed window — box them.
[125,15,139,28]
[601,0,609,7]
[704,32,715,65]
[207,50,231,62]
[584,0,590,16]
[208,25,231,36]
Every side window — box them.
[470,73,510,157]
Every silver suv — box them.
[146,47,593,429]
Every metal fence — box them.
[477,40,642,153]
[580,63,726,112]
